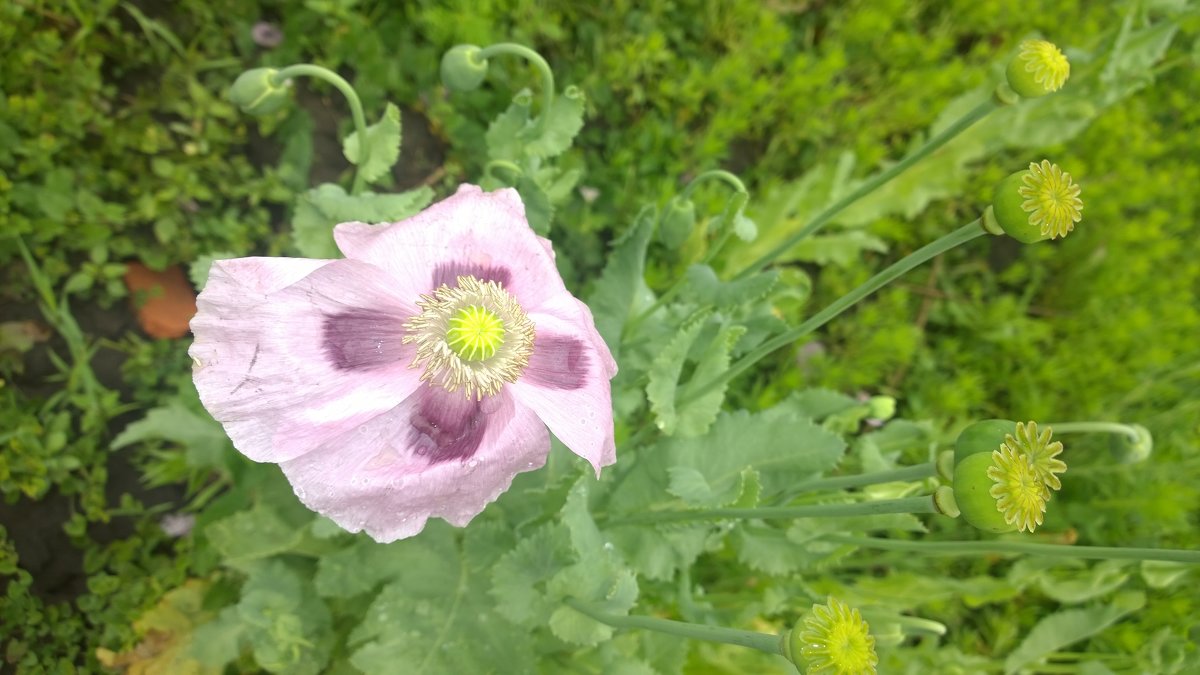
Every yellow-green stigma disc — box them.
[446,305,505,361]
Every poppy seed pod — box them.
[987,160,1083,243]
[1006,39,1070,98]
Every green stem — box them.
[272,64,370,195]
[479,43,556,133]
[484,159,524,182]
[608,495,939,527]
[679,169,748,201]
[827,534,1200,564]
[679,221,986,407]
[623,176,749,341]
[563,598,783,657]
[788,463,937,494]
[1043,421,1141,442]
[733,98,999,280]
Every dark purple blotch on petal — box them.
[322,309,409,371]
[408,388,488,463]
[432,262,511,290]
[523,335,589,391]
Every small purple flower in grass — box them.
[189,185,617,542]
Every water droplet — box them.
[603,542,614,552]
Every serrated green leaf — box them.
[789,230,888,268]
[113,402,231,470]
[205,502,312,567]
[587,205,656,358]
[349,523,534,675]
[516,174,553,235]
[189,251,236,291]
[660,404,846,507]
[238,561,332,675]
[342,102,402,184]
[675,323,745,437]
[786,388,860,421]
[291,183,433,258]
[646,310,710,436]
[686,264,779,309]
[548,480,640,645]
[1003,592,1146,674]
[732,525,802,575]
[548,564,638,646]
[314,537,418,599]
[524,85,586,159]
[485,92,531,160]
[188,607,245,668]
[490,523,572,626]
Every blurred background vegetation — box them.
[1,0,1196,672]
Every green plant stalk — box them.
[679,169,748,201]
[563,598,783,656]
[623,174,749,340]
[479,42,556,133]
[680,220,986,407]
[826,534,1200,564]
[272,64,370,195]
[608,495,938,527]
[1042,421,1141,443]
[733,98,999,280]
[788,463,936,493]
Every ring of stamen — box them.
[403,275,535,399]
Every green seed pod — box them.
[228,68,290,116]
[658,197,696,248]
[954,419,1016,465]
[441,45,489,92]
[952,452,1017,534]
[1110,424,1153,464]
[986,160,1083,243]
[1006,39,1070,98]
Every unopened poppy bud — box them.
[985,160,1083,243]
[441,45,489,92]
[228,68,290,115]
[1006,39,1070,98]
[658,197,696,248]
[1110,424,1153,464]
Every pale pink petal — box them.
[190,258,424,464]
[279,387,549,542]
[333,185,568,312]
[509,310,617,475]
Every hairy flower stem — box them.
[826,534,1200,564]
[789,463,937,494]
[623,172,750,340]
[478,43,556,133]
[1041,421,1142,443]
[679,169,749,201]
[680,221,986,408]
[564,598,784,656]
[608,495,939,527]
[734,99,998,279]
[271,65,370,195]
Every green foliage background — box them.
[1,0,1197,672]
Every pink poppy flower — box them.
[190,185,617,542]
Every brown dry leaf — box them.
[124,262,197,339]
